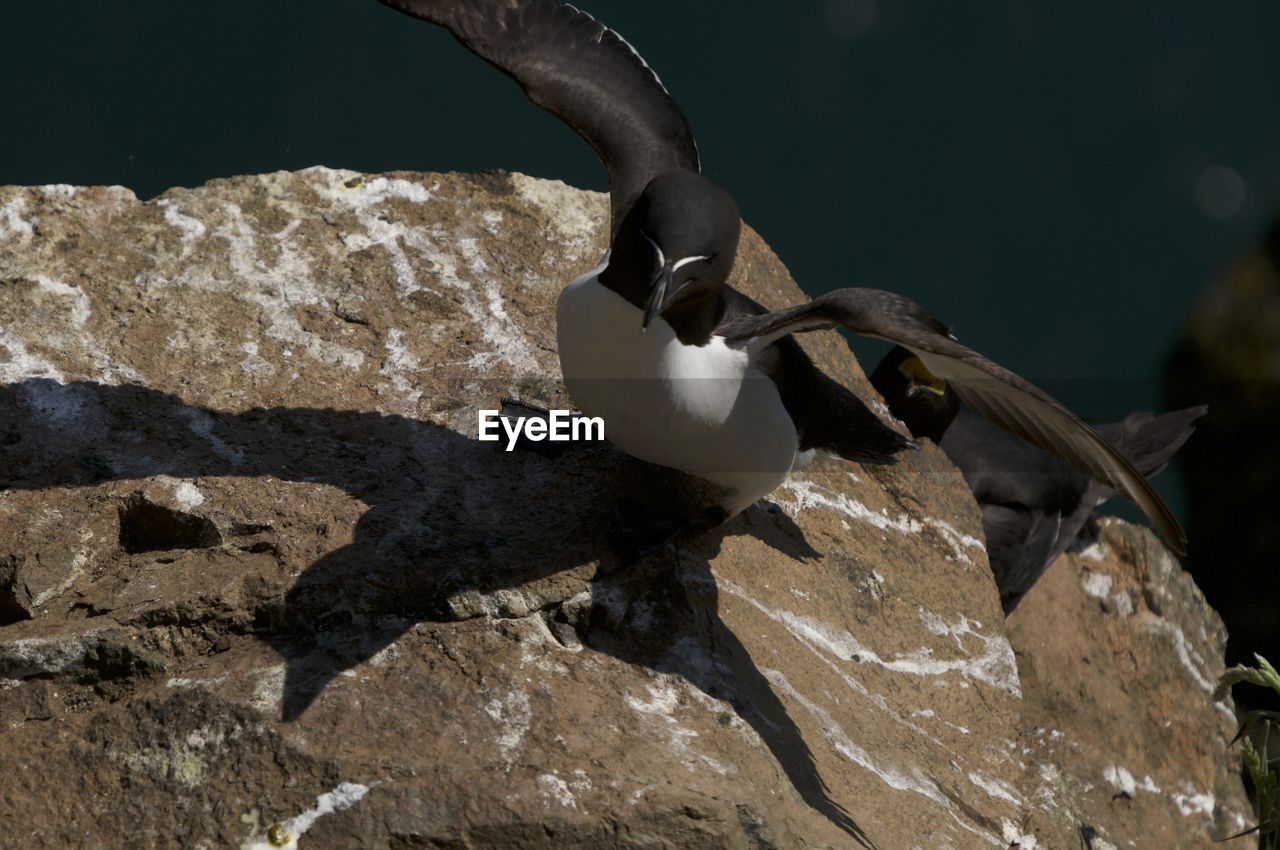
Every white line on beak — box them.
[672,255,710,272]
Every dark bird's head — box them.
[868,345,959,442]
[605,171,740,332]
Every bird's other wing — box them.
[716,288,1188,555]
[979,503,1061,614]
[722,287,915,464]
[377,0,699,236]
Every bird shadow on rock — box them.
[0,377,869,847]
[583,538,874,848]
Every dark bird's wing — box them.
[716,288,1189,555]
[941,407,1095,610]
[377,0,699,236]
[723,288,916,465]
[980,503,1062,613]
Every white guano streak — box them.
[310,170,432,298]
[765,668,1005,848]
[157,198,207,258]
[778,478,985,565]
[241,782,374,850]
[0,332,64,384]
[213,202,364,370]
[406,229,539,372]
[311,169,540,373]
[0,195,34,239]
[718,577,1020,696]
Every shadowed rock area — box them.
[1165,212,1280,678]
[0,170,1249,848]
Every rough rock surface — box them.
[0,170,1249,849]
[1010,519,1252,849]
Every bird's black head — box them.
[604,170,740,332]
[868,345,959,443]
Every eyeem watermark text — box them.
[478,409,604,451]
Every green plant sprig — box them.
[1216,654,1280,849]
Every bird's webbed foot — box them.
[608,499,685,564]
[607,500,728,564]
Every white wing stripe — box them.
[564,4,669,94]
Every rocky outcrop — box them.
[1010,519,1252,848]
[0,170,1249,848]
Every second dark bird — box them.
[871,346,1206,613]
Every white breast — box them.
[557,265,798,516]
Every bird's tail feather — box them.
[1097,405,1207,479]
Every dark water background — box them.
[2,2,1279,635]
[5,1,1279,390]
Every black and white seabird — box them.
[871,346,1206,612]
[377,0,1190,559]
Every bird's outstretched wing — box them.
[717,288,1189,555]
[377,0,699,236]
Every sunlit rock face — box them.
[1010,519,1251,849]
[0,170,1247,848]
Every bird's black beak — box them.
[642,262,677,332]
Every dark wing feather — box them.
[377,0,699,235]
[979,503,1061,613]
[722,288,915,464]
[717,288,1188,555]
